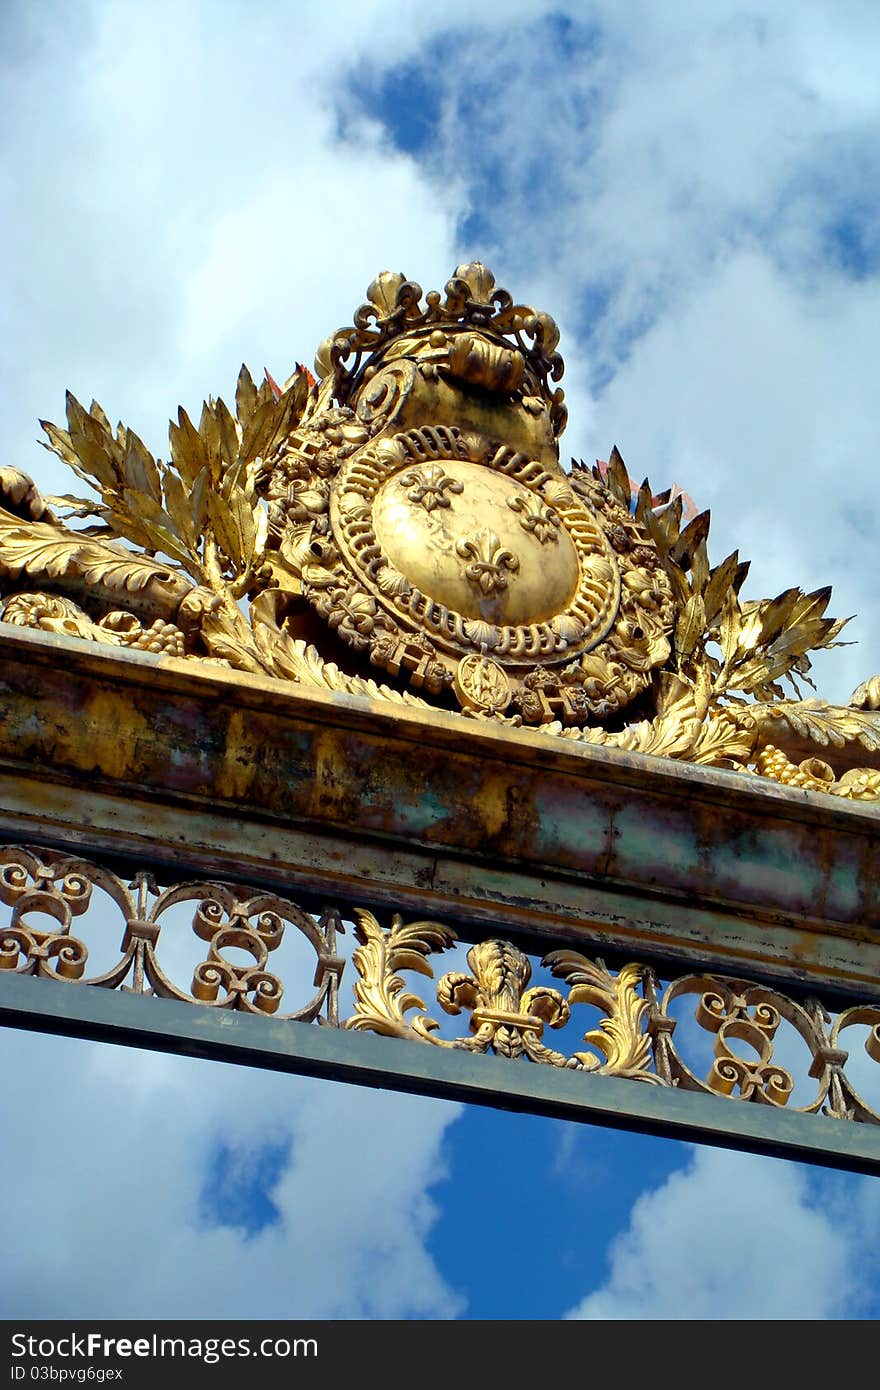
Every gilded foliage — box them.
[1,264,877,801]
[545,950,655,1078]
[28,368,312,667]
[344,909,458,1044]
[344,915,661,1075]
[40,370,309,586]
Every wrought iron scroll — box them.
[3,844,880,1126]
[0,845,343,1024]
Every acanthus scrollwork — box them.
[343,907,880,1121]
[3,843,880,1126]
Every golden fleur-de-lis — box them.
[437,939,570,1060]
[401,463,464,512]
[507,491,561,545]
[455,527,519,596]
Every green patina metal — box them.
[2,971,878,1175]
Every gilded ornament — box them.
[0,264,877,798]
[4,842,880,1126]
[344,911,660,1077]
[455,526,520,597]
[454,654,512,714]
[507,490,561,544]
[402,463,463,511]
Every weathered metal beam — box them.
[2,971,878,1174]
[2,626,879,998]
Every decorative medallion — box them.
[454,654,511,714]
[314,422,674,718]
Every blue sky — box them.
[2,0,880,1321]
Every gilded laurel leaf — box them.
[161,468,197,551]
[206,492,243,567]
[239,374,309,464]
[62,393,117,488]
[39,420,80,471]
[44,493,108,522]
[675,593,705,661]
[40,394,221,584]
[671,510,710,569]
[663,556,692,610]
[751,701,880,754]
[703,550,742,622]
[199,401,223,484]
[214,398,240,474]
[226,484,257,564]
[719,590,743,668]
[235,364,259,429]
[605,446,633,508]
[121,430,162,504]
[789,585,832,626]
[169,407,209,488]
[730,614,850,695]
[691,537,710,595]
[654,494,683,553]
[130,521,192,571]
[189,468,210,535]
[754,588,801,646]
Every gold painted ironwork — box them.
[4,842,880,1125]
[1,262,878,796]
[0,845,343,1022]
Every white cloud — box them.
[394,1,880,702]
[583,252,880,702]
[567,1144,873,1320]
[1,0,473,480]
[0,1026,463,1319]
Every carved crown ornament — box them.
[1,261,879,798]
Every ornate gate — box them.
[2,264,879,1172]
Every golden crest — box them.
[1,265,878,798]
[261,265,676,722]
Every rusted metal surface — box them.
[2,625,879,997]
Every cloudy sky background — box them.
[2,0,880,1319]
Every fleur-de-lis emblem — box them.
[401,463,463,511]
[455,527,519,596]
[507,491,561,545]
[437,939,570,1060]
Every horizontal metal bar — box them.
[2,972,879,1175]
[4,776,880,1006]
[4,625,880,1003]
